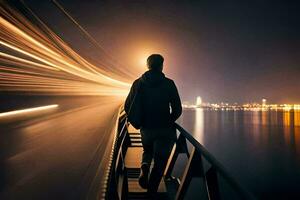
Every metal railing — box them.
[164,123,256,200]
[102,108,256,200]
[101,108,128,200]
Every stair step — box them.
[128,125,140,134]
[130,143,143,147]
[125,147,143,168]
[130,138,142,142]
[127,169,140,178]
[129,134,141,138]
[128,178,147,193]
[128,178,167,193]
[124,127,178,200]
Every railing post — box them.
[165,133,190,179]
[121,130,130,157]
[175,147,207,200]
[206,167,221,200]
[121,166,128,200]
[176,133,190,156]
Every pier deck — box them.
[125,125,174,199]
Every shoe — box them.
[138,164,149,189]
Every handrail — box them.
[174,123,256,200]
[101,105,126,200]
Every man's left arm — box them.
[125,80,138,114]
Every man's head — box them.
[147,54,164,71]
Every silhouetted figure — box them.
[125,54,182,196]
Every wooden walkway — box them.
[125,125,173,199]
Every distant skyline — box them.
[26,0,300,103]
[184,96,297,105]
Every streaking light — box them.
[0,2,131,96]
[0,104,58,119]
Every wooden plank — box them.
[129,134,141,138]
[125,147,143,168]
[129,144,142,147]
[128,178,167,193]
[128,178,147,193]
[127,169,140,178]
[125,147,167,194]
[130,138,142,142]
[128,124,140,134]
[129,133,141,136]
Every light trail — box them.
[0,1,132,96]
[51,0,134,78]
[0,104,58,119]
[0,52,60,71]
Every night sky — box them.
[26,0,300,103]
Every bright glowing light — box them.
[262,98,267,107]
[0,104,58,118]
[196,96,202,106]
[138,53,149,69]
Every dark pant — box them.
[140,127,176,193]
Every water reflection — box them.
[250,111,260,142]
[294,112,300,155]
[180,109,300,199]
[193,108,204,144]
[283,111,291,126]
[294,111,300,126]
[261,110,268,125]
[283,111,292,146]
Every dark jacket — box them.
[125,70,182,129]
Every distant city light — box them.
[196,96,202,107]
[182,97,300,111]
[262,99,267,107]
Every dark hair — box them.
[147,54,164,71]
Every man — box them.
[125,54,182,195]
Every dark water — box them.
[178,109,300,200]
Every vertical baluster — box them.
[175,147,207,200]
[177,133,190,157]
[121,165,128,200]
[206,167,221,200]
[165,133,190,179]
